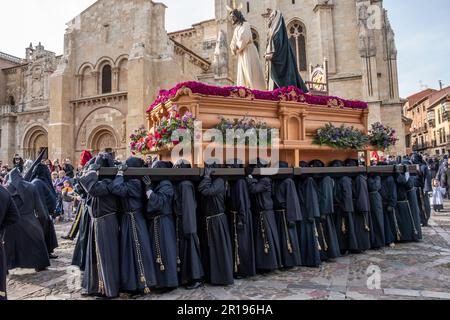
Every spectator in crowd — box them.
[12,154,24,172]
[53,159,63,173]
[44,159,54,173]
[63,159,75,179]
[54,170,69,193]
[432,179,447,213]
[61,180,75,222]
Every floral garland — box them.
[147,81,368,112]
[130,106,195,155]
[214,115,273,147]
[313,123,369,150]
[369,122,398,151]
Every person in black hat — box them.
[111,157,156,295]
[144,161,178,291]
[225,159,256,278]
[198,160,234,285]
[173,159,205,289]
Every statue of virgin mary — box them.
[228,1,266,90]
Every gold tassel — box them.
[144,287,151,294]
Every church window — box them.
[8,96,15,106]
[287,20,307,72]
[102,64,112,94]
[251,28,260,53]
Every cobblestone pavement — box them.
[7,202,450,301]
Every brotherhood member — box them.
[298,174,322,267]
[351,170,372,252]
[79,154,120,298]
[228,4,266,90]
[312,160,341,260]
[198,161,234,285]
[144,161,179,291]
[265,10,309,92]
[0,186,20,300]
[272,162,302,268]
[379,174,400,246]
[111,157,156,294]
[246,160,282,271]
[173,160,204,289]
[367,176,386,249]
[226,159,256,278]
[411,154,432,227]
[395,172,422,242]
[30,164,59,259]
[4,168,50,272]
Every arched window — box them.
[102,64,112,94]
[251,28,260,53]
[287,20,307,72]
[8,96,15,106]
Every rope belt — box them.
[259,211,271,255]
[94,212,116,220]
[206,213,225,249]
[151,216,165,272]
[275,209,293,254]
[230,210,241,273]
[175,216,181,272]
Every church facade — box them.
[0,0,406,165]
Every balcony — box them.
[411,125,428,135]
[412,142,430,151]
[0,105,18,116]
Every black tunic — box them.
[379,176,399,245]
[367,176,386,249]
[352,175,372,251]
[317,176,341,259]
[5,170,50,271]
[273,178,302,267]
[298,178,321,267]
[247,177,282,271]
[174,180,205,284]
[227,178,256,277]
[396,174,421,242]
[79,172,120,298]
[31,178,58,254]
[0,187,20,300]
[198,177,234,285]
[146,180,179,289]
[414,166,431,226]
[71,191,91,271]
[111,176,157,293]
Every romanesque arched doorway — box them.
[89,127,118,157]
[23,126,48,160]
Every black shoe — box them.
[61,236,70,240]
[35,267,47,272]
[185,281,203,290]
[49,253,59,259]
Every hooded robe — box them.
[30,164,58,254]
[380,176,400,245]
[79,154,120,298]
[0,187,20,300]
[352,175,372,251]
[5,168,50,270]
[111,157,157,293]
[367,176,386,249]
[395,174,422,242]
[273,177,302,267]
[298,178,322,267]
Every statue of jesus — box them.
[228,3,266,90]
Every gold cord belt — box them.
[152,216,165,272]
[230,210,241,273]
[175,217,181,273]
[93,219,105,295]
[275,210,293,254]
[259,211,270,255]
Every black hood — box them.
[126,156,145,168]
[204,159,222,169]
[152,161,173,169]
[30,164,53,190]
[225,159,243,169]
[309,160,325,168]
[329,160,344,167]
[174,159,192,169]
[345,159,359,167]
[95,153,115,168]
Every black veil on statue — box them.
[266,10,309,92]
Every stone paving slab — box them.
[6,204,450,300]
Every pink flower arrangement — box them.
[147,81,368,112]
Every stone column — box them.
[112,67,120,92]
[48,67,74,162]
[0,114,17,163]
[314,1,337,73]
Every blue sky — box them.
[384,0,450,97]
[0,0,448,98]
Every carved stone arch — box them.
[116,55,129,92]
[114,54,129,67]
[287,116,301,141]
[77,62,95,75]
[94,56,115,72]
[287,18,308,72]
[78,63,95,97]
[95,57,114,94]
[23,125,48,160]
[88,125,119,156]
[75,106,126,145]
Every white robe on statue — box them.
[230,21,266,90]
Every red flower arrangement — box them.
[147,81,368,112]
